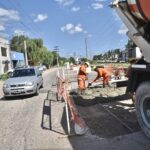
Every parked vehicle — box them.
[36,65,47,72]
[112,0,150,138]
[3,67,43,97]
[42,65,47,71]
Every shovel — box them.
[87,83,92,88]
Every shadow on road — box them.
[0,95,35,101]
[41,90,74,135]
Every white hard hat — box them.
[93,65,96,70]
[85,62,90,67]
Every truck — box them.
[112,0,150,138]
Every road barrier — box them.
[56,69,88,135]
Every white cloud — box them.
[0,8,20,33]
[61,23,84,34]
[34,14,48,23]
[0,25,5,31]
[91,3,103,10]
[0,8,20,21]
[55,0,74,6]
[71,6,80,12]
[118,24,128,35]
[75,25,82,32]
[14,29,25,35]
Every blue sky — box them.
[0,0,128,58]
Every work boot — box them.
[78,89,85,95]
[103,84,110,88]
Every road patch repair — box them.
[70,87,140,138]
[59,68,141,138]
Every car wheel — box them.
[136,81,150,138]
[35,86,39,96]
[41,82,44,88]
[4,96,10,100]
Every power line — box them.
[8,0,42,36]
[0,1,40,37]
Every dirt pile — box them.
[70,87,129,106]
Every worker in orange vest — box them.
[77,62,89,90]
[89,66,110,88]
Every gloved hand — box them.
[88,83,92,87]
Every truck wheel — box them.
[136,81,150,138]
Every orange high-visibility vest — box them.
[78,65,87,80]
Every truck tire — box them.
[136,81,150,138]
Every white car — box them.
[3,67,43,98]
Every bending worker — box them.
[77,62,89,90]
[89,66,110,88]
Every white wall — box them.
[135,47,142,59]
[0,38,11,74]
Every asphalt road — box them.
[0,69,62,150]
[0,69,150,150]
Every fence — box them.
[56,68,88,135]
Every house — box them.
[120,47,142,62]
[120,49,128,62]
[0,37,11,74]
[128,47,142,59]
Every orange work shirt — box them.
[78,65,87,80]
[93,68,109,82]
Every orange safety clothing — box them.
[78,78,86,90]
[93,68,110,85]
[77,65,87,90]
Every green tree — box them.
[126,40,136,50]
[69,57,75,64]
[10,35,28,52]
[10,36,54,66]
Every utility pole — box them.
[24,40,28,66]
[85,38,88,59]
[16,32,28,67]
[54,46,59,67]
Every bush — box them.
[0,73,9,81]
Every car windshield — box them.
[11,68,35,78]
